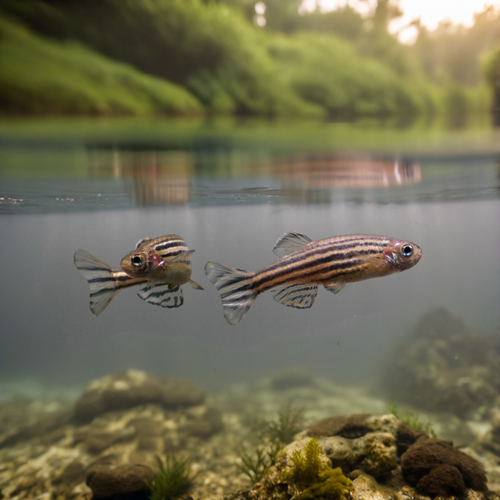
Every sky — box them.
[301,0,500,43]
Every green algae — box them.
[280,438,353,500]
[294,468,353,500]
[281,438,323,489]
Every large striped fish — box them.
[74,234,203,316]
[205,232,422,325]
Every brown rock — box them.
[401,438,488,496]
[417,464,465,497]
[86,463,155,500]
[308,414,372,438]
[184,403,224,437]
[73,370,205,422]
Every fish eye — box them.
[401,244,414,258]
[131,255,145,268]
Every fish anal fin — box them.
[189,279,204,290]
[272,232,312,258]
[138,283,184,308]
[271,283,318,309]
[324,281,345,294]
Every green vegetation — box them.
[256,404,305,450]
[267,32,434,117]
[280,438,353,500]
[237,405,305,484]
[146,456,197,500]
[483,46,500,112]
[281,437,323,489]
[0,0,497,117]
[389,404,438,438]
[237,447,270,484]
[0,17,202,115]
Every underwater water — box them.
[0,117,499,499]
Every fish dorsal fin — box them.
[138,283,184,308]
[135,237,153,250]
[324,281,345,294]
[271,284,318,309]
[272,232,312,258]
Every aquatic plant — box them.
[389,404,437,438]
[282,437,323,489]
[147,456,196,500]
[257,404,305,449]
[237,405,305,483]
[236,447,270,484]
[280,438,353,500]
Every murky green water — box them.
[0,116,499,393]
[1,116,500,498]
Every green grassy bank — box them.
[0,18,203,115]
[0,0,495,118]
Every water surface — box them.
[0,117,499,399]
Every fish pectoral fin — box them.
[168,249,195,263]
[189,279,204,290]
[135,237,153,250]
[138,283,184,308]
[271,283,318,309]
[272,232,312,258]
[323,281,345,294]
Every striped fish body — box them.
[120,234,195,286]
[74,234,203,316]
[205,232,422,325]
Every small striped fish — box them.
[205,232,422,325]
[74,234,203,316]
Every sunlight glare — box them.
[317,0,500,34]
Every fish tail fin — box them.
[204,262,257,325]
[74,249,120,316]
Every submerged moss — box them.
[295,468,353,500]
[280,438,353,500]
[282,438,324,489]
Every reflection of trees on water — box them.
[85,142,422,207]
[273,154,422,203]
[86,147,193,206]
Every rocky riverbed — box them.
[1,308,499,500]
[0,370,499,499]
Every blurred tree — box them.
[372,0,403,32]
[413,5,500,86]
[298,7,365,40]
[483,46,500,114]
[262,0,303,32]
[206,0,256,22]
